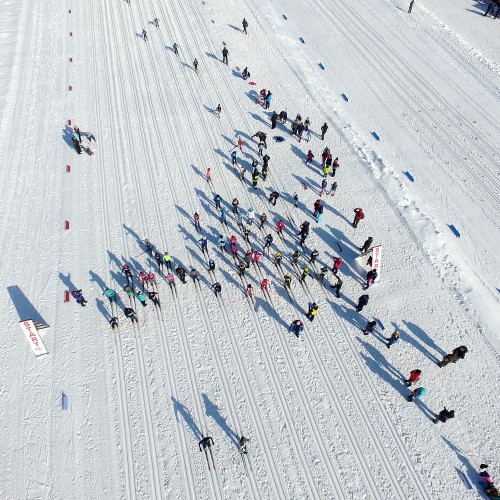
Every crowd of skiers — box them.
[63,12,497,495]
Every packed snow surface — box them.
[0,0,499,498]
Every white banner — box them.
[371,245,382,282]
[19,320,48,356]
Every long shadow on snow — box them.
[395,321,441,364]
[202,393,240,447]
[248,112,271,129]
[7,285,49,325]
[402,320,446,358]
[172,397,203,441]
[123,224,143,248]
[205,51,220,62]
[62,125,76,149]
[441,436,480,492]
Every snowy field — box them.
[1,0,499,499]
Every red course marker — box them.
[249,81,256,86]
[68,119,72,126]
[64,291,70,302]
[69,85,72,91]
[69,57,73,62]
[69,32,73,36]
[65,220,70,230]
[66,165,71,172]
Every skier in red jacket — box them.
[353,208,365,228]
[405,369,422,387]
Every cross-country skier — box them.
[193,58,198,71]
[330,277,343,298]
[262,163,269,181]
[313,199,323,218]
[199,236,208,253]
[142,29,147,41]
[356,294,369,312]
[163,252,174,271]
[242,67,250,80]
[259,213,267,228]
[237,136,244,151]
[124,307,138,322]
[71,290,87,306]
[360,237,373,254]
[190,268,200,283]
[332,257,343,275]
[154,18,159,27]
[122,264,133,284]
[317,266,328,283]
[238,261,247,277]
[176,266,187,284]
[239,436,249,453]
[103,287,117,303]
[220,207,228,225]
[154,251,163,269]
[194,212,201,231]
[407,387,426,402]
[208,259,216,273]
[405,369,422,387]
[173,42,179,55]
[136,289,147,307]
[222,46,229,65]
[276,219,285,235]
[331,157,340,177]
[215,104,222,118]
[289,320,304,337]
[211,282,222,296]
[243,250,253,268]
[71,136,82,154]
[320,122,328,140]
[284,274,292,288]
[328,182,338,196]
[306,303,319,322]
[408,0,414,13]
[269,191,279,206]
[231,150,238,166]
[365,268,378,289]
[353,208,365,228]
[252,172,259,189]
[206,168,212,183]
[214,193,222,210]
[261,278,269,292]
[138,271,148,290]
[148,291,160,307]
[247,207,255,225]
[231,245,238,259]
[299,267,311,283]
[199,436,214,452]
[110,317,119,330]
[293,192,299,208]
[253,250,263,265]
[386,330,400,348]
[309,249,319,264]
[319,178,328,197]
[242,18,248,34]
[433,408,455,424]
[263,234,273,251]
[265,91,272,110]
[123,285,134,298]
[218,234,227,252]
[363,320,376,335]
[166,273,176,288]
[274,252,283,266]
[246,284,253,297]
[291,250,301,264]
[243,227,251,242]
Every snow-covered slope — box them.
[0,0,498,498]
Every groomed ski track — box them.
[1,0,499,499]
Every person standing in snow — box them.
[438,346,468,367]
[222,46,229,65]
[271,112,278,129]
[142,29,148,41]
[103,287,117,304]
[356,294,369,312]
[265,91,272,110]
[239,436,249,453]
[211,282,222,297]
[407,387,426,402]
[408,0,415,13]
[330,277,343,298]
[71,290,87,306]
[214,193,222,210]
[309,249,319,265]
[405,369,422,387]
[242,18,248,34]
[148,291,160,307]
[352,208,365,228]
[289,320,305,337]
[306,303,319,322]
[136,289,148,307]
[269,191,280,206]
[154,18,160,27]
[231,150,238,166]
[173,42,179,55]
[320,122,328,140]
[193,58,199,72]
[433,408,455,424]
[242,67,250,80]
[360,236,373,254]
[215,104,222,118]
[364,268,378,289]
[263,234,273,251]
[386,330,400,349]
[110,317,119,330]
[332,256,343,275]
[362,320,376,335]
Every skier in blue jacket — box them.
[265,91,272,109]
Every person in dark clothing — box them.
[289,320,304,337]
[271,112,278,129]
[71,290,87,306]
[363,320,376,335]
[433,408,455,424]
[72,136,82,154]
[360,237,373,254]
[356,294,369,312]
[242,18,248,34]
[269,191,280,206]
[199,436,214,451]
[110,317,119,330]
[408,0,414,13]
[320,122,328,140]
[279,110,288,124]
[309,249,319,264]
[438,346,468,367]
[222,47,229,65]
[365,269,378,289]
[193,59,198,71]
[214,193,222,209]
[352,208,365,228]
[263,234,273,251]
[330,277,343,298]
[148,291,160,307]
[176,266,187,283]
[124,307,138,323]
[242,67,250,80]
[306,303,319,322]
[211,282,222,296]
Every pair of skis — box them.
[203,447,216,471]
